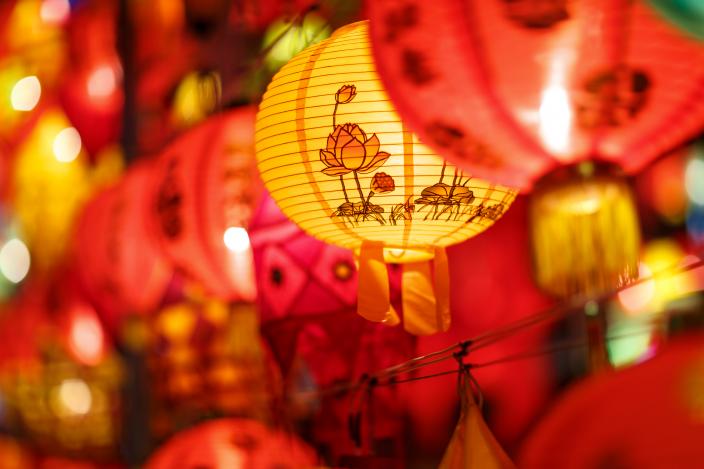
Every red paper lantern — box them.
[368,1,704,297]
[74,162,172,334]
[61,0,122,156]
[151,107,261,301]
[368,0,704,189]
[145,418,319,469]
[520,334,704,468]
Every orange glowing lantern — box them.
[368,0,704,298]
[74,162,172,334]
[256,21,517,333]
[151,107,261,301]
[145,419,319,469]
[11,107,93,273]
[520,334,704,468]
[0,283,123,461]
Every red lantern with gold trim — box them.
[151,107,261,301]
[368,0,704,298]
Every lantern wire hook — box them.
[454,341,484,410]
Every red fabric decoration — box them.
[368,0,704,189]
[520,334,704,468]
[145,419,319,469]
[74,162,172,334]
[151,107,261,301]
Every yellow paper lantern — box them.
[12,109,92,273]
[255,21,517,334]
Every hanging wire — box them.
[290,254,704,401]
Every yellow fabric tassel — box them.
[402,247,451,335]
[357,240,399,325]
[530,169,640,298]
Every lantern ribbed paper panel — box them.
[256,21,516,333]
[152,107,260,302]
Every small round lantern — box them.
[145,418,319,469]
[255,21,517,333]
[151,106,261,301]
[367,0,704,298]
[74,161,172,334]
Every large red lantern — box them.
[151,107,260,301]
[74,162,172,334]
[145,418,319,469]
[368,0,704,298]
[520,334,704,468]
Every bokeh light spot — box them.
[224,227,251,253]
[53,127,82,162]
[0,239,30,283]
[10,76,41,111]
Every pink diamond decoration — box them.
[259,245,308,320]
[310,244,358,307]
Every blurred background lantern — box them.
[145,418,319,469]
[73,161,172,335]
[0,281,123,463]
[368,0,704,299]
[144,298,277,442]
[250,193,414,463]
[10,107,92,274]
[169,70,221,130]
[60,0,122,157]
[151,106,260,302]
[261,12,330,72]
[228,0,319,32]
[519,334,704,468]
[3,0,68,89]
[256,21,517,334]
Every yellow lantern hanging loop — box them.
[255,21,517,334]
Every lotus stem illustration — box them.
[321,85,394,226]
